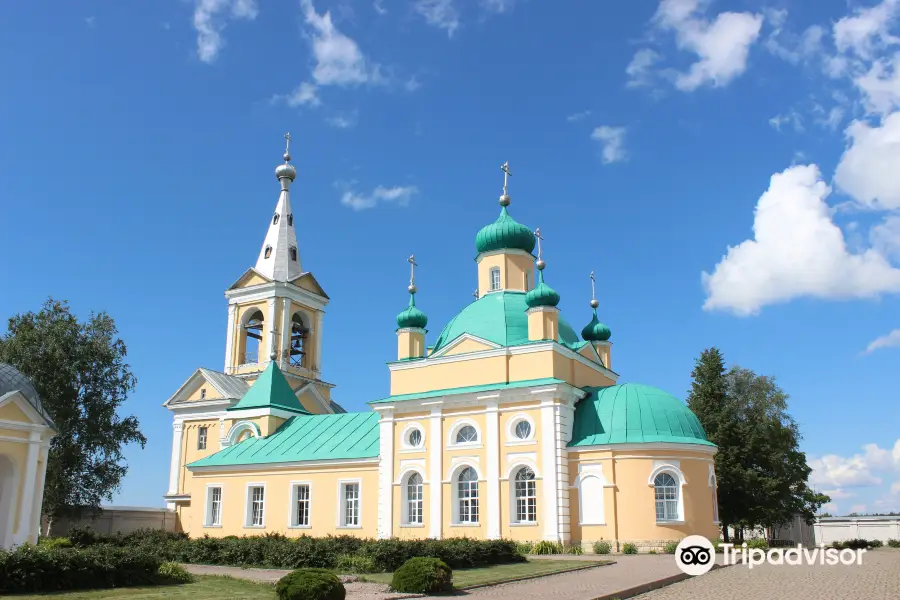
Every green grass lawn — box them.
[362,558,612,589]
[4,576,274,600]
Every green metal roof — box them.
[227,362,311,415]
[525,270,561,308]
[569,383,715,447]
[370,377,569,404]
[430,291,584,354]
[475,206,536,254]
[188,411,381,468]
[396,292,428,329]
[581,308,611,342]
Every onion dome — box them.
[525,264,560,308]
[276,132,297,182]
[582,307,611,341]
[475,207,536,254]
[397,292,428,329]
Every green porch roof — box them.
[188,411,380,468]
[227,362,311,415]
[429,291,586,355]
[370,377,569,404]
[568,383,715,447]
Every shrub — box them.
[157,562,194,584]
[622,543,638,555]
[869,539,883,548]
[276,568,345,600]
[37,537,73,550]
[0,544,163,594]
[888,538,900,548]
[67,525,99,548]
[593,540,612,555]
[532,540,563,555]
[663,541,679,554]
[563,544,584,555]
[390,557,453,594]
[831,541,846,550]
[648,549,658,554]
[515,541,535,555]
[842,539,870,550]
[335,554,379,574]
[746,538,768,551]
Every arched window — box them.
[456,425,478,444]
[406,473,424,525]
[264,246,272,259]
[514,467,537,523]
[654,472,679,522]
[241,309,264,364]
[287,213,294,226]
[457,467,479,524]
[489,267,501,291]
[273,214,279,225]
[289,313,308,368]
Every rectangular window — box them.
[206,486,222,526]
[292,484,311,527]
[407,476,423,525]
[515,479,537,523]
[248,485,265,527]
[458,481,479,523]
[490,268,501,291]
[655,486,678,521]
[197,426,208,450]
[341,482,360,527]
[200,388,207,399]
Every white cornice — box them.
[377,382,585,415]
[568,442,718,456]
[225,280,329,311]
[188,456,379,473]
[525,306,560,315]
[169,400,234,418]
[475,249,534,263]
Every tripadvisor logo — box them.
[675,536,716,576]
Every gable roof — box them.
[188,411,380,468]
[0,363,55,429]
[165,368,249,406]
[228,362,311,414]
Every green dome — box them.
[396,294,428,329]
[569,383,715,447]
[475,207,536,254]
[581,309,611,341]
[431,291,583,354]
[525,271,560,308]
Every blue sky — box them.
[2,0,899,516]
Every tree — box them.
[687,348,748,543]
[0,299,146,531]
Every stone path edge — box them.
[588,563,733,600]
[455,561,615,591]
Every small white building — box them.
[814,516,900,545]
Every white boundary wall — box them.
[814,516,900,545]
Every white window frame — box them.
[204,484,223,527]
[197,426,208,450]
[489,267,501,291]
[648,464,686,524]
[400,422,426,452]
[654,472,680,523]
[505,413,536,445]
[452,465,480,526]
[244,482,267,528]
[403,471,425,526]
[289,481,312,529]
[512,466,537,524]
[337,479,362,528]
[447,419,482,449]
[709,468,720,524]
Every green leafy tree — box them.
[0,299,146,532]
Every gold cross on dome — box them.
[408,254,418,285]
[501,161,512,194]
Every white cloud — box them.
[414,0,460,37]
[404,76,422,92]
[871,215,900,260]
[835,113,900,210]
[834,0,900,59]
[591,126,627,164]
[865,329,900,353]
[702,164,900,315]
[326,111,358,129]
[764,8,824,65]
[373,0,387,15]
[283,82,321,107]
[652,0,764,92]
[809,441,900,488]
[340,185,419,211]
[626,49,660,88]
[481,0,516,13]
[769,111,804,132]
[566,110,592,122]
[849,503,869,513]
[301,0,373,86]
[84,16,97,27]
[192,0,258,63]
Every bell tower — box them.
[221,134,335,413]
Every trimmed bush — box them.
[622,543,638,555]
[276,569,345,600]
[663,541,679,554]
[869,539,883,548]
[842,539,870,550]
[335,553,379,574]
[532,540,563,555]
[157,562,194,584]
[67,525,99,547]
[0,544,163,594]
[746,538,768,551]
[37,537,73,550]
[888,538,900,548]
[593,540,612,555]
[390,557,453,594]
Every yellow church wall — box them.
[176,420,222,496]
[442,479,486,539]
[498,478,543,540]
[397,330,426,360]
[506,254,535,291]
[0,437,28,538]
[232,271,270,289]
[441,338,495,356]
[389,355,508,395]
[391,483,430,539]
[182,465,379,537]
[571,359,616,389]
[0,426,29,440]
[294,389,323,414]
[293,275,326,298]
[0,402,31,422]
[507,350,555,382]
[526,309,558,342]
[185,383,223,402]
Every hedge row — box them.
[0,545,164,594]
[67,527,524,572]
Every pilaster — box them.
[267,298,278,360]
[167,422,184,509]
[280,297,292,366]
[540,398,560,541]
[31,442,50,540]
[377,409,395,539]
[428,405,443,539]
[485,398,501,539]
[224,304,237,371]
[16,430,40,544]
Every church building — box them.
[163,137,719,551]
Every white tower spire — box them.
[254,133,303,282]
